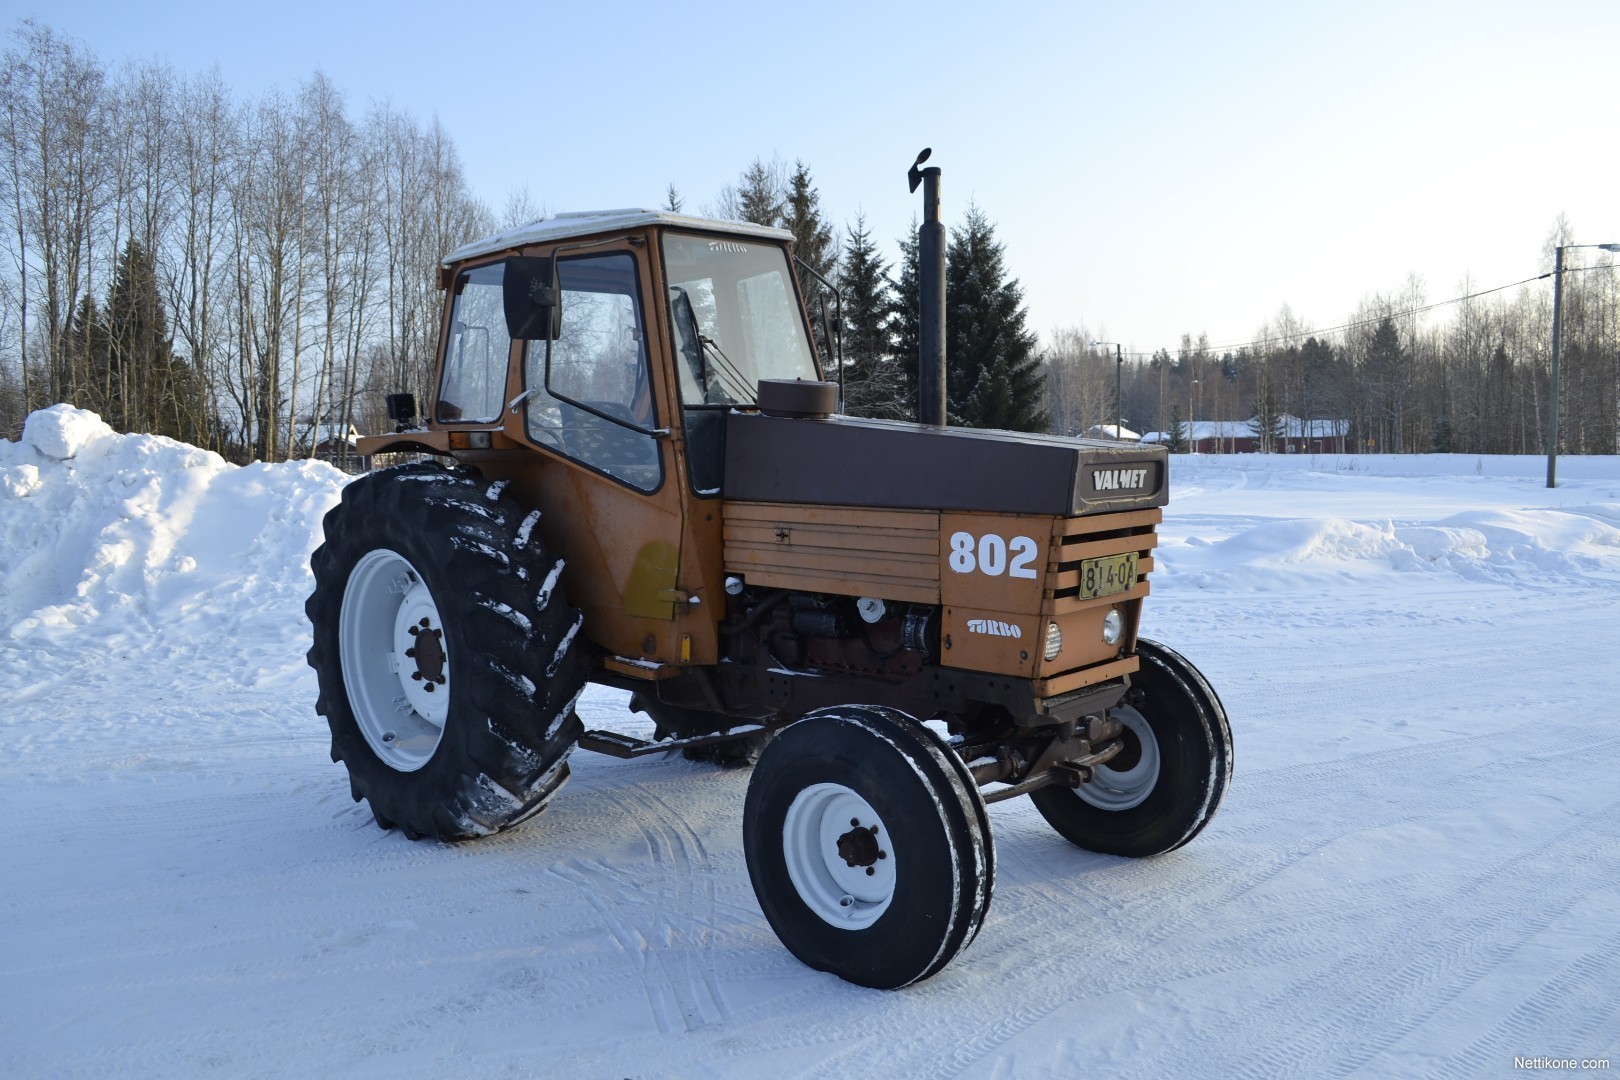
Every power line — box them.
[1104,261,1617,361]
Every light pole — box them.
[1548,242,1620,487]
[1090,340,1123,439]
[1189,378,1199,452]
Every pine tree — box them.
[943,206,1046,432]
[784,161,835,282]
[663,183,683,213]
[890,224,921,420]
[837,214,905,418]
[1249,368,1284,452]
[1167,403,1188,453]
[736,159,783,227]
[95,239,207,442]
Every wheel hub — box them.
[782,784,897,929]
[339,549,451,772]
[1077,704,1160,811]
[406,618,446,687]
[835,822,885,870]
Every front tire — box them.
[306,463,586,840]
[1029,638,1232,857]
[743,706,994,989]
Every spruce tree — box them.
[736,159,783,227]
[663,183,683,213]
[1167,403,1188,453]
[784,161,835,282]
[96,239,206,442]
[943,206,1046,432]
[837,214,905,417]
[1249,369,1284,452]
[890,225,921,420]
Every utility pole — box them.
[1548,241,1620,487]
[1090,340,1124,439]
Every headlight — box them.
[1043,622,1063,662]
[1101,608,1124,646]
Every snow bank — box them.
[1157,451,1620,592]
[1,407,347,663]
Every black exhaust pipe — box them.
[909,148,946,427]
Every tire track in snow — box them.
[544,780,731,1033]
[1420,924,1620,1079]
[1215,807,1620,1079]
[824,732,1620,1078]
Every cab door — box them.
[458,243,696,667]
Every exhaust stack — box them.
[909,148,946,427]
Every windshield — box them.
[661,231,819,405]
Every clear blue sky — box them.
[14,0,1620,357]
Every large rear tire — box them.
[743,706,994,989]
[1029,638,1231,857]
[306,463,586,840]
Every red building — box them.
[1141,415,1349,454]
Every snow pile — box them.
[1,405,346,670]
[1158,451,1620,591]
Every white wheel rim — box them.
[782,783,896,930]
[338,549,449,771]
[1079,704,1161,811]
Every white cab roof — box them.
[444,209,794,265]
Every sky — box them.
[10,0,1620,358]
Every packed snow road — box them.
[3,407,1618,1077]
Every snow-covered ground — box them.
[4,406,1618,1078]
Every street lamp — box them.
[1090,340,1123,439]
[1189,378,1199,452]
[1548,242,1620,487]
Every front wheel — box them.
[743,706,994,989]
[1029,638,1232,857]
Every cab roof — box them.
[444,209,795,266]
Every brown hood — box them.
[723,412,1168,517]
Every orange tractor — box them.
[307,182,1230,988]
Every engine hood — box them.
[722,412,1168,517]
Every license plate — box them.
[1078,552,1138,600]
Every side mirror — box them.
[503,255,562,340]
[385,392,417,432]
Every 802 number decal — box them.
[948,531,1039,579]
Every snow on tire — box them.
[1029,637,1232,857]
[306,462,585,841]
[742,706,994,989]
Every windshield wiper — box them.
[699,335,753,404]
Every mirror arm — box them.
[794,257,844,405]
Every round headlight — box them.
[1043,622,1063,662]
[1101,608,1124,646]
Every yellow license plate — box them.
[1078,552,1138,600]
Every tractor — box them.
[307,167,1230,989]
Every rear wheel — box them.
[306,463,586,840]
[1029,638,1231,857]
[743,706,994,989]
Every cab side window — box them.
[438,263,511,423]
[525,252,661,492]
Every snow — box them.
[4,412,1619,1076]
